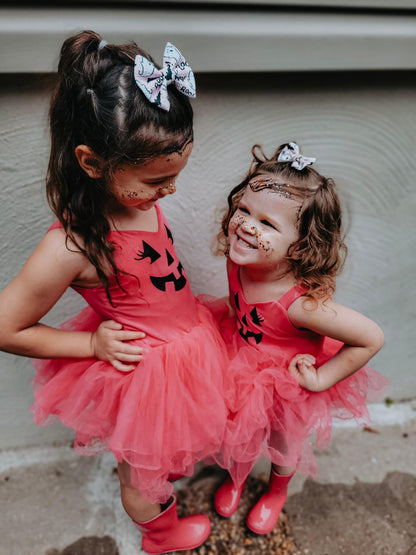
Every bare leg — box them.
[272,463,294,476]
[117,461,161,522]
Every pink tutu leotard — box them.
[208,262,389,488]
[30,203,228,504]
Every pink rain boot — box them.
[214,474,245,518]
[168,473,185,482]
[246,468,294,535]
[134,494,211,554]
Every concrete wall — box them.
[0,6,415,451]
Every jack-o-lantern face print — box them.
[135,225,187,292]
[234,292,264,345]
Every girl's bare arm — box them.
[0,229,143,369]
[287,297,384,391]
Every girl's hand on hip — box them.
[91,320,146,372]
[288,354,321,392]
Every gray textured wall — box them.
[0,70,415,450]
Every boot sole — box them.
[143,528,211,554]
[246,519,276,535]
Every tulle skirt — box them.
[30,302,228,504]
[201,298,390,488]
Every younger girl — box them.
[0,31,228,554]
[212,142,388,535]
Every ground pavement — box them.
[1,401,415,555]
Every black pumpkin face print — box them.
[136,241,161,264]
[135,224,187,292]
[234,292,264,344]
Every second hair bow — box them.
[134,42,196,111]
[278,142,316,171]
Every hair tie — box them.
[98,40,108,51]
[133,42,196,112]
[278,142,316,171]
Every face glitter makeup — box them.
[228,185,300,272]
[258,239,272,253]
[249,176,292,199]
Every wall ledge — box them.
[1,7,416,73]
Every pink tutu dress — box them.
[206,262,389,488]
[31,203,228,504]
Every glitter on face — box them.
[160,183,175,194]
[110,143,192,210]
[231,176,296,255]
[127,138,194,166]
[231,214,274,255]
[121,188,154,201]
[234,214,245,226]
[122,183,175,203]
[123,190,140,199]
[228,184,301,274]
[258,239,272,252]
[249,176,291,198]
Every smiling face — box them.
[228,177,301,278]
[109,142,193,212]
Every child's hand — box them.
[91,320,146,372]
[288,354,321,392]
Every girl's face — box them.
[110,143,193,211]
[228,178,301,275]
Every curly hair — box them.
[46,30,194,302]
[217,143,347,302]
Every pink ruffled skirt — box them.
[200,297,390,488]
[31,302,228,504]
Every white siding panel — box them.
[0,8,415,73]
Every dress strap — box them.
[46,220,63,233]
[278,284,308,310]
[229,262,306,310]
[227,261,241,295]
[228,260,239,281]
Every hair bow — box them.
[134,42,196,111]
[277,142,316,170]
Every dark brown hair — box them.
[46,30,194,300]
[218,143,347,301]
